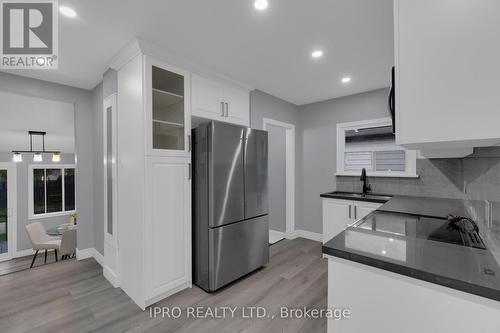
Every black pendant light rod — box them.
[12,131,61,154]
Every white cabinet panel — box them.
[395,0,500,150]
[353,202,380,221]
[192,74,250,126]
[322,199,351,244]
[145,157,191,298]
[322,198,382,244]
[192,74,225,119]
[225,84,250,125]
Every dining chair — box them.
[25,222,61,268]
[60,229,76,260]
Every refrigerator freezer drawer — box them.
[208,215,269,291]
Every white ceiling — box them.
[0,91,75,153]
[2,0,394,105]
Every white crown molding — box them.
[108,37,254,91]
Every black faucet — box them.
[360,168,371,195]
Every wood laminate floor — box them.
[0,251,68,276]
[0,238,327,333]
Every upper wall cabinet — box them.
[146,58,191,157]
[394,0,500,151]
[192,74,250,126]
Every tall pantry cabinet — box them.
[113,53,191,309]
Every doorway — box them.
[0,163,16,262]
[263,118,295,244]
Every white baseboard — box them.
[286,229,323,242]
[15,248,36,258]
[76,247,103,266]
[269,229,286,244]
[103,264,120,288]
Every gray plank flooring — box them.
[0,251,66,276]
[0,238,327,333]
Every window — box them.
[30,165,75,218]
[337,118,417,177]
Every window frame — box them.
[28,164,76,219]
[336,118,418,178]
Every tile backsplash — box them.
[336,147,500,202]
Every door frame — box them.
[263,118,295,237]
[0,162,17,262]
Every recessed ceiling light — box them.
[311,50,323,58]
[59,6,77,18]
[254,0,268,11]
[341,76,352,83]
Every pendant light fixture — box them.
[12,131,61,163]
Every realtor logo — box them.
[1,0,58,69]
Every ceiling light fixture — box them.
[52,152,61,162]
[254,0,268,11]
[59,6,77,18]
[12,131,61,163]
[311,50,323,58]
[12,153,22,163]
[33,153,43,162]
[341,76,352,83]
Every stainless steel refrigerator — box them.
[192,121,269,292]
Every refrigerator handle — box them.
[225,102,229,117]
[188,134,192,152]
[188,163,192,180]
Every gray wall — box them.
[250,90,299,130]
[0,72,96,252]
[296,88,390,233]
[250,90,300,234]
[0,153,75,251]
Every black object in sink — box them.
[352,211,486,250]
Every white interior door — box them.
[0,163,16,261]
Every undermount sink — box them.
[324,191,393,202]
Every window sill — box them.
[335,172,419,179]
[29,210,76,220]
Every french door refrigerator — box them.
[192,121,269,292]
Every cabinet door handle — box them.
[188,163,192,180]
[348,205,351,219]
[220,102,224,117]
[354,206,357,220]
[225,102,229,117]
[188,134,192,152]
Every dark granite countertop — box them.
[320,191,392,204]
[322,195,500,302]
[378,195,469,218]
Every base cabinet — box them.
[144,157,191,301]
[322,198,381,244]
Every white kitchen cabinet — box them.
[394,0,500,151]
[322,198,381,244]
[192,74,250,126]
[146,58,191,157]
[144,156,191,303]
[113,52,191,309]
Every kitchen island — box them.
[322,195,500,333]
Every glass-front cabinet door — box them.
[147,58,191,156]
